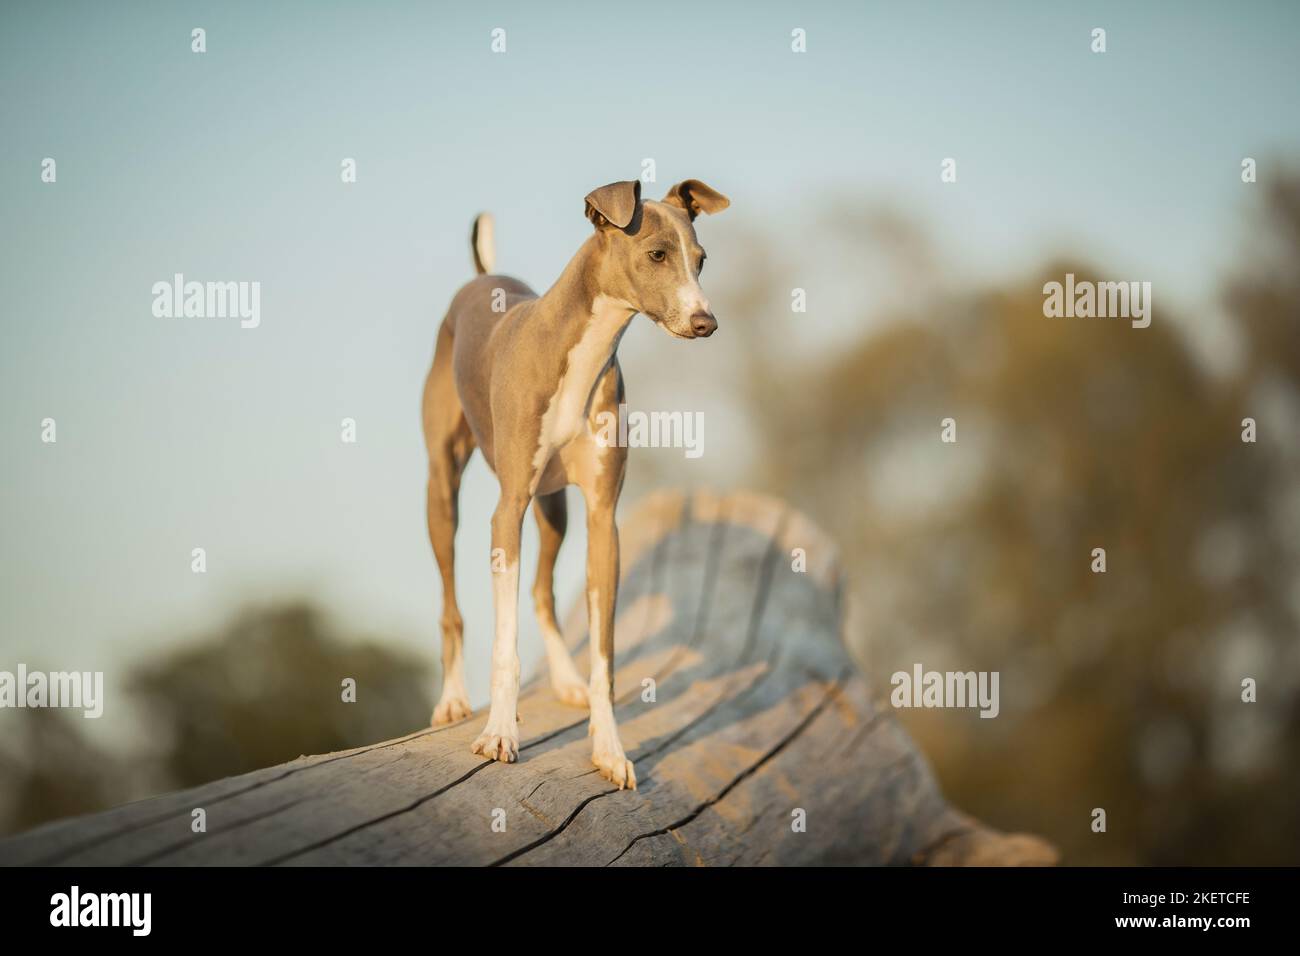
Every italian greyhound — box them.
[420,177,729,789]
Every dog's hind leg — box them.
[424,321,476,725]
[532,491,588,708]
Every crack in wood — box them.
[30,724,452,866]
[261,761,490,866]
[125,796,307,866]
[604,667,851,866]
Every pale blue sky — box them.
[2,0,1298,750]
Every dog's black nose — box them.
[691,312,717,337]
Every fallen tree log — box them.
[0,489,1056,866]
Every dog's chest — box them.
[531,297,632,474]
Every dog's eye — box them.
[647,249,666,263]
[697,254,706,274]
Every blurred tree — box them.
[127,602,434,788]
[0,709,123,836]
[1229,175,1300,386]
[715,181,1300,865]
[0,602,433,837]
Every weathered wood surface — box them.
[0,489,1056,866]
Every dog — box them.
[420,177,729,789]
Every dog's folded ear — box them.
[661,180,730,221]
[584,180,642,230]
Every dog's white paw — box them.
[432,694,472,725]
[553,680,589,709]
[592,746,637,790]
[472,725,519,763]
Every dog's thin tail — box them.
[471,212,495,275]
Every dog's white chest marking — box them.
[530,295,632,488]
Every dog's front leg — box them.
[586,509,636,789]
[472,489,528,762]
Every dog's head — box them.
[584,178,730,339]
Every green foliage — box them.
[0,603,433,836]
[720,179,1300,865]
[126,603,433,788]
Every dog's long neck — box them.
[535,236,637,382]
